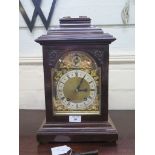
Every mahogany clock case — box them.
[35,17,118,143]
[42,45,109,122]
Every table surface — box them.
[19,110,135,155]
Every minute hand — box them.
[76,74,87,91]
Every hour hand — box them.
[78,88,88,92]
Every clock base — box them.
[37,116,118,143]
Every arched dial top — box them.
[52,51,101,115]
[55,51,97,69]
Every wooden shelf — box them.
[19,110,135,155]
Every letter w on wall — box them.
[19,0,56,32]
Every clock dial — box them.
[57,70,97,110]
[52,51,101,115]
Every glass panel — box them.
[52,51,101,115]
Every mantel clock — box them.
[35,17,118,143]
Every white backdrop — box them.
[19,0,135,109]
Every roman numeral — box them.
[61,97,65,100]
[66,102,70,106]
[89,81,93,84]
[90,89,95,91]
[67,75,70,79]
[58,89,63,92]
[60,81,64,84]
[88,96,92,99]
[75,71,78,77]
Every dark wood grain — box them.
[42,46,110,123]
[19,110,135,155]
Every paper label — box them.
[51,145,71,155]
[69,115,81,122]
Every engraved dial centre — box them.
[63,77,90,103]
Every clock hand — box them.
[78,88,88,92]
[76,74,87,91]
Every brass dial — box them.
[57,70,97,110]
[52,51,101,115]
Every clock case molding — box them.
[35,17,118,143]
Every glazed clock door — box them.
[52,51,101,116]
